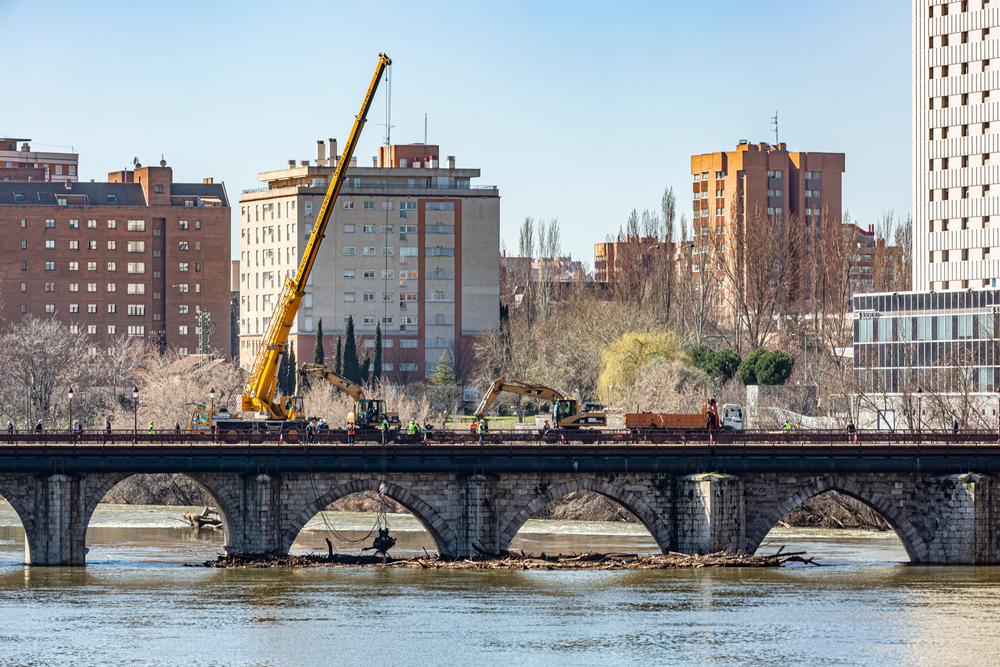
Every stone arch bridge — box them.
[1,442,999,565]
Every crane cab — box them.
[349,399,401,430]
[551,399,607,428]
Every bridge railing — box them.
[0,427,998,448]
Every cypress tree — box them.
[360,354,371,386]
[429,351,457,386]
[372,323,382,386]
[314,319,325,365]
[276,352,289,396]
[287,348,298,395]
[343,316,360,383]
[335,336,343,375]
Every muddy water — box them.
[0,503,997,666]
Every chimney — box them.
[287,159,296,168]
[350,157,357,167]
[328,138,337,163]
[299,160,309,167]
[316,140,326,165]
[446,155,455,169]
[202,177,214,185]
[372,156,378,167]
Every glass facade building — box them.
[853,290,1000,394]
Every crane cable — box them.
[306,473,382,547]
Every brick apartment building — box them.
[0,164,232,356]
[239,140,500,380]
[593,236,667,283]
[0,138,79,183]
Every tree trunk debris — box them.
[182,507,222,529]
[199,549,815,570]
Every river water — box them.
[0,503,997,666]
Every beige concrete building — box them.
[0,138,79,183]
[239,140,500,380]
[914,0,1000,291]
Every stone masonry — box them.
[0,470,999,566]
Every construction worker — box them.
[148,421,156,436]
[105,416,112,434]
[346,421,356,444]
[477,419,486,445]
[379,417,390,445]
[407,418,419,437]
[35,420,43,433]
[782,420,792,431]
[706,398,719,430]
[847,421,858,445]
[952,418,960,435]
[305,421,315,444]
[5,420,12,436]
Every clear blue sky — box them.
[1,0,911,264]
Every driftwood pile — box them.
[201,548,814,570]
[181,507,223,529]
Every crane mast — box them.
[241,52,392,419]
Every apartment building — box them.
[238,141,500,380]
[0,138,79,183]
[689,141,846,311]
[593,236,666,283]
[0,164,231,356]
[915,0,1000,291]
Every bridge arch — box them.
[0,475,37,564]
[498,477,670,554]
[280,478,459,556]
[744,476,929,562]
[78,472,240,558]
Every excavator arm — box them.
[473,376,565,419]
[241,53,391,419]
[298,363,366,401]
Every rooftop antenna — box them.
[771,111,779,145]
[424,112,428,145]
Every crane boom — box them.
[473,376,565,419]
[298,363,366,401]
[241,53,392,419]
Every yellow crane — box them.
[473,377,607,429]
[225,52,390,431]
[298,363,400,429]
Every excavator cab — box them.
[281,396,305,420]
[552,398,608,428]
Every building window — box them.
[87,303,97,313]
[107,282,117,293]
[44,261,55,271]
[69,261,79,271]
[363,292,376,302]
[343,201,355,209]
[179,220,189,230]
[127,262,145,274]
[364,200,374,209]
[179,304,189,314]
[104,219,114,229]
[178,325,188,335]
[87,261,97,271]
[107,261,116,271]
[127,304,145,316]
[363,270,376,279]
[364,247,377,256]
[400,247,418,257]
[343,270,356,279]
[127,240,145,253]
[69,304,79,314]
[107,325,117,335]
[179,263,189,272]
[127,283,146,295]
[179,241,189,251]
[344,292,356,302]
[363,224,376,233]
[154,184,164,194]
[87,283,97,292]
[87,325,97,335]
[177,283,189,293]
[127,219,146,232]
[343,247,356,256]
[127,325,145,337]
[44,239,55,250]
[69,282,79,292]
[69,219,79,229]
[44,219,55,229]
[107,303,116,314]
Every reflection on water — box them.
[0,503,998,666]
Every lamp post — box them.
[67,387,74,432]
[916,387,923,434]
[132,386,139,443]
[209,387,216,440]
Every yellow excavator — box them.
[473,377,607,429]
[298,363,400,429]
[193,53,391,433]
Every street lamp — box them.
[916,387,923,433]
[209,387,216,439]
[132,386,139,443]
[67,387,75,432]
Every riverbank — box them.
[201,549,812,570]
